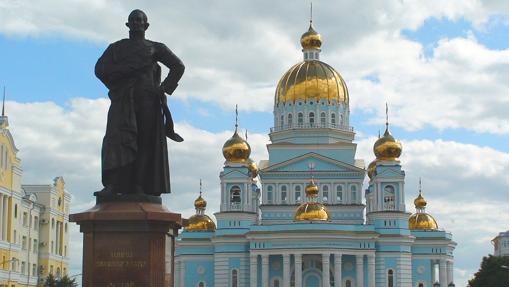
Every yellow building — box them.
[0,106,70,287]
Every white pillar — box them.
[283,254,291,287]
[431,260,436,284]
[439,259,447,287]
[295,254,302,287]
[0,195,4,241]
[322,253,330,287]
[250,254,257,287]
[334,253,342,287]
[262,254,269,287]
[356,255,364,287]
[447,260,454,285]
[367,255,375,287]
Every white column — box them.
[0,195,4,241]
[283,254,291,287]
[295,254,303,287]
[322,253,330,287]
[356,255,364,287]
[334,253,342,287]
[367,255,375,287]
[262,254,269,287]
[431,260,436,284]
[447,260,454,285]
[439,259,447,287]
[250,254,257,287]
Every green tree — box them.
[469,255,509,287]
[56,275,78,287]
[44,273,58,287]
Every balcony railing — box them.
[270,123,354,133]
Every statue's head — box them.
[126,9,149,32]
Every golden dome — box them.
[305,178,319,198]
[300,24,322,50]
[194,194,207,209]
[185,214,216,232]
[414,193,427,209]
[367,160,377,179]
[247,158,258,178]
[294,202,329,221]
[373,128,402,161]
[275,60,348,105]
[408,213,438,230]
[222,130,251,162]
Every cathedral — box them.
[175,19,456,287]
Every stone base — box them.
[70,202,182,287]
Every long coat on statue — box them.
[95,38,184,196]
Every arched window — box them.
[198,282,205,287]
[273,279,280,287]
[336,185,343,202]
[331,113,336,126]
[231,269,238,287]
[418,284,424,287]
[351,185,357,203]
[56,267,61,278]
[320,112,326,127]
[309,112,315,127]
[230,186,241,204]
[288,114,293,127]
[281,186,288,202]
[384,185,395,210]
[14,204,17,218]
[345,280,351,287]
[280,115,284,128]
[267,185,273,204]
[387,269,394,287]
[298,113,303,127]
[295,185,302,202]
[322,185,329,202]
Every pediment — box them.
[222,169,250,179]
[261,152,364,173]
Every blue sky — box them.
[2,1,509,286]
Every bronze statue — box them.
[95,9,185,198]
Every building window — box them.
[288,114,293,127]
[22,212,27,227]
[331,113,336,126]
[231,269,239,287]
[21,261,25,275]
[340,114,344,125]
[32,264,37,277]
[345,280,351,287]
[267,192,273,204]
[50,265,53,275]
[384,185,396,210]
[230,186,241,204]
[418,284,424,287]
[281,186,287,202]
[22,236,27,250]
[351,185,358,203]
[336,185,343,202]
[51,218,55,229]
[322,185,329,202]
[320,112,326,127]
[295,185,302,202]
[34,216,39,230]
[14,205,17,218]
[309,112,315,127]
[273,279,280,287]
[387,269,394,287]
[198,282,205,287]
[298,113,303,127]
[280,115,284,128]
[11,258,16,271]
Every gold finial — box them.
[235,104,238,132]
[199,179,202,197]
[378,129,380,138]
[245,129,248,141]
[310,2,313,25]
[385,102,389,130]
[2,86,5,117]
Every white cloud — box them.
[2,0,509,134]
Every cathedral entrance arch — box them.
[303,271,321,287]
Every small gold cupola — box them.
[222,106,251,163]
[373,104,402,161]
[408,179,438,230]
[300,23,322,51]
[294,166,330,221]
[185,180,217,232]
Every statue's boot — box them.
[166,127,184,142]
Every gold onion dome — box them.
[408,183,438,230]
[275,59,348,106]
[222,130,251,163]
[294,178,330,221]
[300,23,322,50]
[185,192,216,232]
[247,158,258,178]
[373,127,402,161]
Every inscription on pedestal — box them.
[93,234,151,286]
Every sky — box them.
[1,0,509,286]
